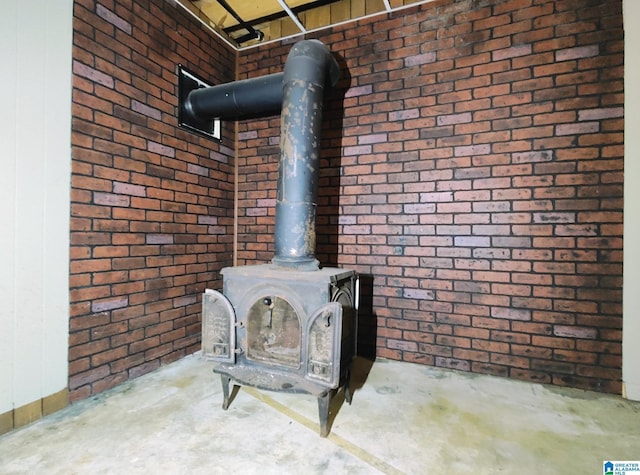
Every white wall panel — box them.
[42,1,74,396]
[0,0,72,414]
[623,0,640,401]
[14,0,47,408]
[0,0,19,415]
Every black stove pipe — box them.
[181,40,339,270]
[272,40,339,270]
[183,72,284,120]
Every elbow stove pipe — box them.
[183,40,340,271]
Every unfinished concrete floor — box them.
[1,354,639,474]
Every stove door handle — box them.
[323,311,331,328]
[263,297,275,328]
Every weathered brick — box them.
[555,44,599,61]
[69,0,235,402]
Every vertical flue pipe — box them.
[271,40,340,270]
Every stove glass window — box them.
[246,295,301,368]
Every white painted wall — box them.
[0,0,73,413]
[623,0,640,401]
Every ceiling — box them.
[177,0,429,49]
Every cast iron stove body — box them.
[182,40,357,436]
[202,265,357,436]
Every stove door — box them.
[306,302,343,388]
[202,289,236,363]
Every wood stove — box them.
[202,265,357,436]
[181,40,357,436]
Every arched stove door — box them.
[306,301,343,388]
[202,289,236,363]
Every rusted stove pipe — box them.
[272,40,340,270]
[182,40,339,270]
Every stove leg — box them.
[318,390,334,437]
[344,368,352,405]
[221,375,232,410]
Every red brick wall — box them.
[69,0,236,401]
[237,0,624,393]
